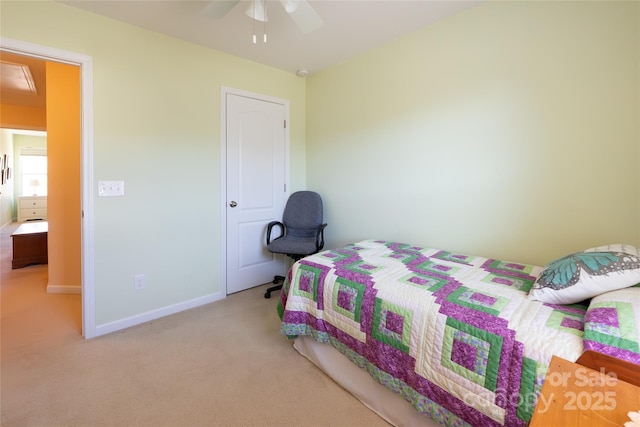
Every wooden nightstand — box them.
[530,351,640,426]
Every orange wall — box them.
[0,104,46,130]
[45,61,81,288]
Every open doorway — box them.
[0,50,83,335]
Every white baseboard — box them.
[47,285,82,294]
[93,292,225,338]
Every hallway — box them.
[0,221,82,365]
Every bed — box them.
[277,240,640,426]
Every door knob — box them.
[229,201,238,208]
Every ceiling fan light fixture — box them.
[245,0,268,22]
[282,0,299,13]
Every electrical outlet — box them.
[134,274,145,291]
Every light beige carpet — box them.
[0,222,389,427]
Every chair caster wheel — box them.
[264,292,271,299]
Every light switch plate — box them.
[98,180,124,197]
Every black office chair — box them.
[264,191,327,299]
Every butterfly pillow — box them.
[528,244,640,304]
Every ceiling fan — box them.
[201,0,324,34]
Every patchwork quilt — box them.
[583,286,640,365]
[278,240,589,426]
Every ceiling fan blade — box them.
[279,0,323,34]
[200,0,241,18]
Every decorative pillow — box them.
[583,286,640,365]
[527,244,640,304]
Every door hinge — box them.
[284,120,286,128]
[284,183,287,192]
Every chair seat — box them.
[268,235,319,256]
[263,190,326,299]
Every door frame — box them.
[0,37,96,338]
[220,86,290,295]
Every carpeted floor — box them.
[1,221,389,427]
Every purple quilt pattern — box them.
[278,240,587,426]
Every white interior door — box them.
[225,91,287,294]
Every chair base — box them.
[264,275,285,299]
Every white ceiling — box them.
[56,0,482,76]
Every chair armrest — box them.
[315,223,327,251]
[266,221,285,245]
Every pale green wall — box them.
[306,0,640,266]
[1,0,306,325]
[0,129,15,226]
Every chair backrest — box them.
[282,191,323,238]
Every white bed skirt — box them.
[293,336,441,427]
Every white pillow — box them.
[583,286,640,365]
[527,244,640,304]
